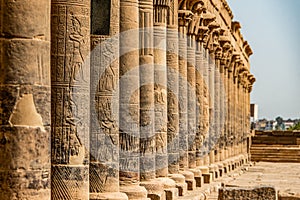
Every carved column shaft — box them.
[214,58,221,162]
[208,53,215,164]
[0,1,51,199]
[243,83,248,153]
[220,66,226,161]
[233,76,238,155]
[119,0,140,186]
[154,3,168,177]
[178,13,189,170]
[223,67,228,159]
[51,0,90,199]
[89,0,121,196]
[239,79,243,153]
[139,0,156,181]
[167,23,180,174]
[89,0,122,196]
[237,81,242,153]
[187,34,197,168]
[195,42,204,166]
[227,71,233,157]
[203,48,210,165]
[90,35,120,196]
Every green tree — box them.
[275,116,284,130]
[288,122,300,130]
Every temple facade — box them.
[0,0,255,199]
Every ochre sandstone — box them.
[0,0,257,199]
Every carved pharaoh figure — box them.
[69,15,85,83]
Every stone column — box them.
[205,22,220,165]
[243,77,248,155]
[208,52,215,164]
[89,0,127,198]
[218,39,232,162]
[185,4,206,186]
[90,35,127,199]
[178,10,190,170]
[119,0,148,198]
[187,33,197,169]
[153,1,168,178]
[214,50,221,163]
[0,1,51,199]
[223,65,228,160]
[167,4,180,175]
[163,3,187,198]
[195,41,204,166]
[227,70,232,158]
[223,63,230,159]
[139,0,156,182]
[237,77,241,155]
[201,45,211,164]
[218,50,226,162]
[238,72,244,155]
[227,58,233,158]
[233,71,238,156]
[51,0,90,199]
[241,76,244,155]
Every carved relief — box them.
[98,65,116,92]
[69,14,85,83]
[95,97,118,145]
[51,2,90,167]
[154,84,167,104]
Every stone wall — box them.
[218,186,278,200]
[0,0,255,199]
[251,131,300,162]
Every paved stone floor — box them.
[226,162,300,197]
[206,162,300,199]
[174,162,300,199]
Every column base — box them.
[140,180,165,200]
[90,192,128,200]
[188,169,203,187]
[197,166,211,184]
[168,174,187,196]
[216,163,224,177]
[222,160,230,174]
[120,185,149,200]
[209,164,219,180]
[179,170,196,190]
[156,177,178,200]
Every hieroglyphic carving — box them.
[51,1,90,198]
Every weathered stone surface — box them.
[218,186,278,200]
[51,0,90,199]
[0,0,51,199]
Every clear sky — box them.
[227,0,300,120]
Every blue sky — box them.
[227,0,300,120]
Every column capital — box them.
[178,10,193,27]
[247,74,256,93]
[219,36,233,68]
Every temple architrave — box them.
[0,0,255,199]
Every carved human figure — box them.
[97,98,118,144]
[99,65,116,92]
[69,15,85,83]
